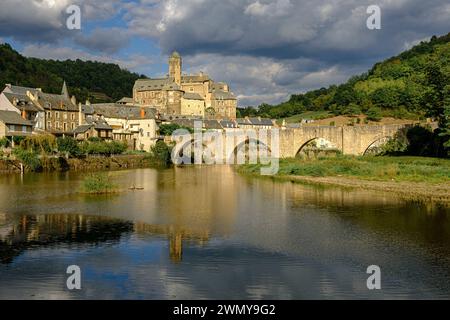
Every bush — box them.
[20,135,57,154]
[0,137,9,148]
[366,107,382,122]
[57,137,81,157]
[82,173,117,194]
[80,140,127,156]
[159,123,193,136]
[146,141,172,166]
[13,148,42,171]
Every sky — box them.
[0,0,449,107]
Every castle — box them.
[133,52,237,119]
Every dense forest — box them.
[0,43,145,103]
[239,32,450,124]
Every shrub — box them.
[366,107,382,122]
[57,137,81,157]
[159,123,193,136]
[0,137,9,148]
[13,148,42,171]
[20,135,57,154]
[146,141,172,166]
[80,140,127,156]
[82,173,117,194]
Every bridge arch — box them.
[295,137,339,158]
[363,136,391,156]
[228,138,272,164]
[172,138,217,164]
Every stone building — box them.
[1,83,81,136]
[85,103,159,151]
[133,52,237,119]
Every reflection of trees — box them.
[0,214,134,264]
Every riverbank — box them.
[0,154,153,174]
[238,156,450,202]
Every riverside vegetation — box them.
[1,134,174,173]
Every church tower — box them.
[169,51,182,86]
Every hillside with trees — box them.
[0,43,145,103]
[240,33,449,122]
[239,32,450,156]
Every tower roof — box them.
[61,80,69,98]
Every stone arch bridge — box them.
[171,124,409,162]
[278,124,408,158]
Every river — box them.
[0,166,449,299]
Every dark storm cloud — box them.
[1,0,449,106]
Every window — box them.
[47,122,51,129]
[63,113,68,120]
[71,113,75,120]
[63,123,67,131]
[55,121,59,129]
[22,126,27,133]
[55,112,59,119]
[47,111,51,119]
[8,125,15,131]
[72,123,76,130]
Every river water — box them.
[0,166,449,299]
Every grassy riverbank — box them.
[238,156,450,201]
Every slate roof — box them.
[4,85,41,96]
[248,118,274,126]
[183,92,204,100]
[3,92,42,112]
[74,119,113,134]
[117,97,134,104]
[212,90,236,100]
[182,74,210,83]
[37,93,78,111]
[204,120,223,130]
[236,118,249,125]
[134,78,181,91]
[91,104,156,120]
[0,110,33,126]
[73,124,92,134]
[220,120,238,128]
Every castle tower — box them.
[169,51,182,86]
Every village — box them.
[0,52,277,154]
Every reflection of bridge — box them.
[172,124,410,161]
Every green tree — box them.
[366,107,382,122]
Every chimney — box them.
[21,109,27,120]
[140,107,146,119]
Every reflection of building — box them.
[133,52,237,119]
[134,222,210,263]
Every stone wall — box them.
[0,155,150,174]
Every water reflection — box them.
[0,214,212,265]
[0,166,449,299]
